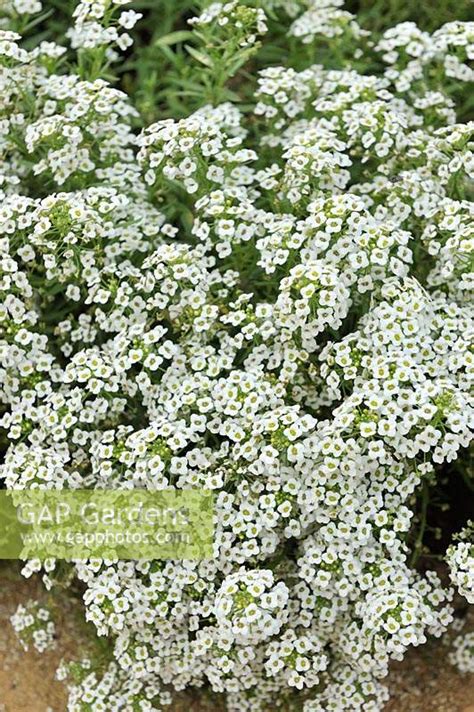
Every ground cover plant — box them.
[0,0,473,710]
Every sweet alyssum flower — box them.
[1,1,473,711]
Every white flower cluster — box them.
[68,0,141,54]
[0,1,473,710]
[138,104,254,195]
[215,569,289,643]
[0,0,42,25]
[447,524,474,604]
[190,1,268,50]
[449,631,474,674]
[56,658,173,712]
[377,21,474,89]
[10,599,56,653]
[289,0,366,45]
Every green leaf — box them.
[185,44,214,68]
[155,31,194,47]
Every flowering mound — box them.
[0,1,473,710]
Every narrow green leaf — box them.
[185,44,214,68]
[155,31,194,47]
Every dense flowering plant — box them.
[1,0,473,710]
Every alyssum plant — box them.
[0,0,473,710]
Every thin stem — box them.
[410,480,430,567]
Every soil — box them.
[0,563,473,712]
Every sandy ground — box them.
[0,567,71,711]
[0,564,473,712]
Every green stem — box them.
[410,480,429,567]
